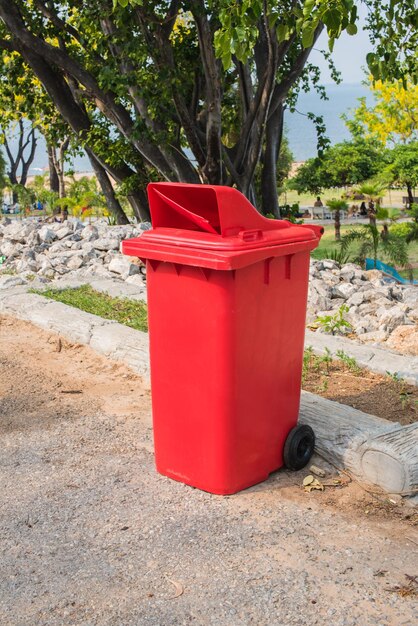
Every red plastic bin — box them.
[122,183,322,495]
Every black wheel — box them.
[283,425,315,471]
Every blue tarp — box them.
[365,258,418,285]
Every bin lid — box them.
[122,183,323,270]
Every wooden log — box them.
[300,391,418,494]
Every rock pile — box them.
[308,259,418,354]
[1,218,417,354]
[0,217,149,285]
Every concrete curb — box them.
[305,329,418,386]
[1,285,417,499]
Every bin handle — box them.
[153,188,219,235]
[239,229,263,242]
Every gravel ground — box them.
[0,315,417,626]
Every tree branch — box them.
[190,0,223,183]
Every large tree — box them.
[0,1,415,217]
[289,138,384,193]
[387,142,418,206]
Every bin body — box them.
[122,183,322,494]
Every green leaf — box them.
[323,9,341,32]
[302,23,315,48]
[276,23,290,42]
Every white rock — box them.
[0,240,22,257]
[81,225,99,241]
[0,275,26,289]
[322,260,339,270]
[93,238,120,251]
[346,292,364,307]
[26,230,40,247]
[358,330,389,344]
[3,222,35,243]
[125,274,145,287]
[108,255,140,277]
[56,226,72,240]
[67,255,85,271]
[403,288,418,306]
[38,226,57,243]
[378,306,407,332]
[332,282,356,299]
[16,259,38,273]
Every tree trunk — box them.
[19,126,37,187]
[368,201,377,227]
[47,146,60,193]
[334,209,341,241]
[127,191,150,222]
[86,149,129,225]
[407,182,414,207]
[261,102,284,217]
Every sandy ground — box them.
[0,315,417,626]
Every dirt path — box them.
[0,315,417,626]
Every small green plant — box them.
[319,347,333,375]
[386,371,402,383]
[0,267,17,275]
[317,377,329,393]
[385,371,415,410]
[336,349,362,375]
[302,346,314,381]
[314,305,352,335]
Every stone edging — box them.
[305,329,418,386]
[0,286,417,500]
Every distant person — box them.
[359,201,367,216]
[37,200,43,211]
[314,196,323,208]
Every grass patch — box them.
[35,284,148,332]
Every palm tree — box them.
[326,199,349,241]
[339,224,409,269]
[356,182,386,227]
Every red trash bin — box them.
[122,183,323,495]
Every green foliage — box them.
[314,305,352,335]
[376,206,401,223]
[386,142,418,191]
[11,184,34,208]
[356,181,386,201]
[289,158,324,195]
[35,285,148,333]
[408,204,418,223]
[327,199,349,212]
[279,202,302,223]
[340,223,409,267]
[277,136,294,188]
[363,0,418,84]
[55,176,106,219]
[318,247,352,264]
[289,139,384,193]
[389,222,413,238]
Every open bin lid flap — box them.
[121,183,323,267]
